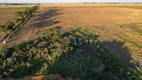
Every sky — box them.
[0,0,142,3]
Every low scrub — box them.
[0,27,141,80]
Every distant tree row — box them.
[83,2,96,4]
[15,5,39,22]
[0,21,15,32]
[0,5,39,32]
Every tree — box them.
[15,11,25,21]
[0,25,5,31]
[5,21,15,31]
[32,5,39,12]
[24,8,33,16]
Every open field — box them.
[0,4,142,79]
[2,4,142,71]
[0,5,35,24]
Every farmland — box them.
[0,5,34,24]
[0,5,35,41]
[39,4,142,70]
[0,4,142,79]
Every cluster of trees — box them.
[0,21,15,32]
[15,5,39,22]
[83,2,96,4]
[0,5,39,32]
[0,27,141,79]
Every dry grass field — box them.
[3,4,142,71]
[0,5,34,24]
[0,5,35,41]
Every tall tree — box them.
[15,11,25,21]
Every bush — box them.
[24,8,33,16]
[15,5,39,22]
[5,21,15,31]
[0,25,5,31]
[0,21,15,32]
[0,27,141,80]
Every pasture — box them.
[0,5,34,24]
[1,4,142,74]
[22,4,142,69]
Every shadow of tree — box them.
[33,19,60,28]
[46,39,141,80]
[101,40,142,70]
[101,40,132,64]
[32,9,63,28]
[36,9,63,21]
[6,9,63,45]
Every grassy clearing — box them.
[0,8,26,24]
[121,23,142,47]
[122,38,142,48]
[130,24,142,35]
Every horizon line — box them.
[1,2,142,4]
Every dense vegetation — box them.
[0,27,141,80]
[0,5,39,43]
[0,5,38,32]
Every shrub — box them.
[5,21,15,31]
[0,27,141,80]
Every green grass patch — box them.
[122,38,142,48]
[122,23,142,35]
[120,6,142,9]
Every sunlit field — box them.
[0,4,142,79]
[0,5,34,24]
[25,4,142,69]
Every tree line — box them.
[0,5,39,32]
